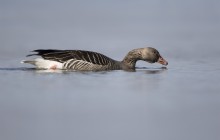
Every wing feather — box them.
[28,49,115,65]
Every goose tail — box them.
[21,60,36,64]
[21,58,63,69]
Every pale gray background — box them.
[0,0,220,140]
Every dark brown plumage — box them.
[22,47,168,71]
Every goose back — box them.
[28,49,121,70]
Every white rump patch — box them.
[21,58,63,69]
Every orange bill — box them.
[157,56,168,66]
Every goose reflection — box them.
[136,66,167,74]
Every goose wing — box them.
[27,49,114,65]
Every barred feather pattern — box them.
[62,59,120,71]
[28,50,121,70]
[23,47,166,71]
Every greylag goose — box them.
[21,47,168,71]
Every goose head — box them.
[141,47,168,66]
[122,47,168,70]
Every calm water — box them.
[0,59,219,140]
[1,0,220,140]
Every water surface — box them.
[0,59,219,140]
[0,0,220,140]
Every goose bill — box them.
[157,56,168,66]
